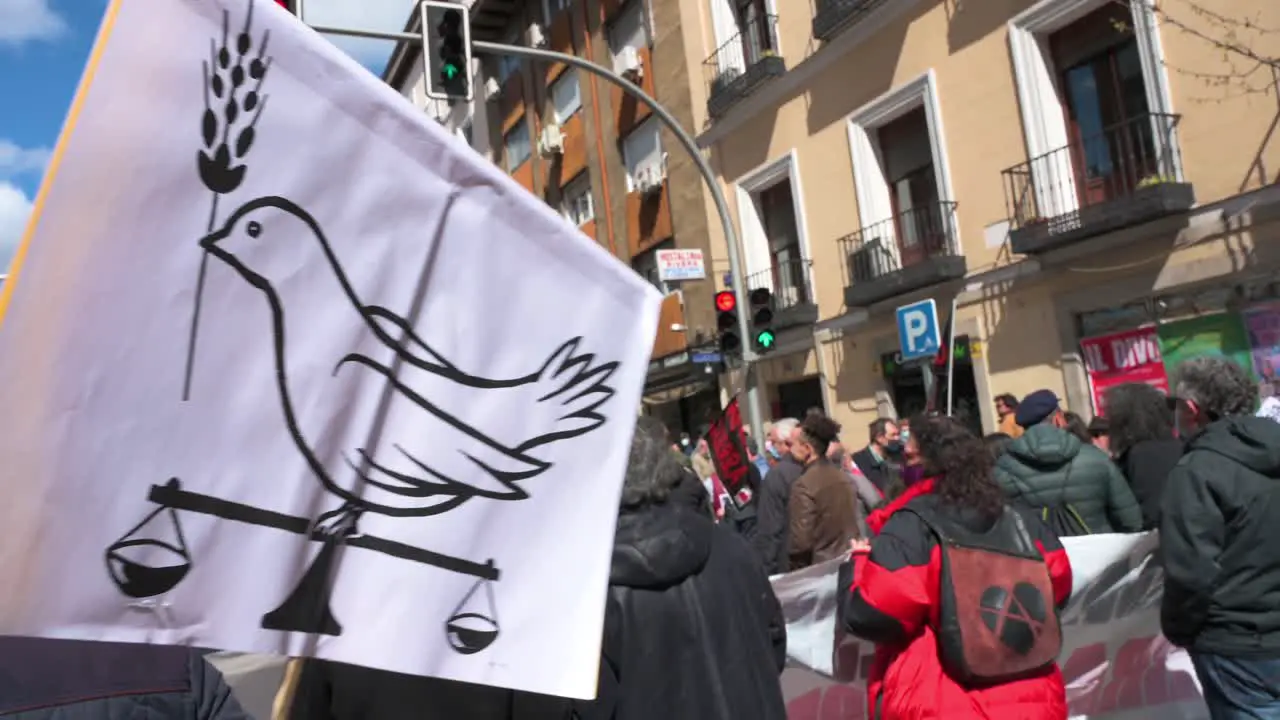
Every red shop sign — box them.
[1080,327,1170,414]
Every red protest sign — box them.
[1080,326,1169,414]
[707,397,753,509]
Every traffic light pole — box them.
[299,19,768,444]
[470,40,765,442]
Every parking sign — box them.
[896,299,941,361]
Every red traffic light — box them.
[715,291,736,313]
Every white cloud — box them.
[0,140,50,178]
[0,0,67,46]
[0,181,32,275]
[304,0,418,72]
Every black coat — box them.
[574,504,787,720]
[1160,416,1280,656]
[752,456,805,575]
[1114,437,1184,529]
[0,638,249,719]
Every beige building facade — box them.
[674,0,1280,436]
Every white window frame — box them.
[1009,0,1178,220]
[621,118,666,192]
[844,69,958,266]
[504,120,532,171]
[561,173,595,226]
[608,0,653,59]
[732,149,816,303]
[543,0,571,25]
[549,68,582,123]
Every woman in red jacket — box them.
[842,416,1073,720]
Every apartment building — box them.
[383,0,735,435]
[682,0,1280,433]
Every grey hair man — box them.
[751,417,803,575]
[1162,356,1280,719]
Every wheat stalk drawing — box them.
[183,0,273,401]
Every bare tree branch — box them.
[1109,0,1279,99]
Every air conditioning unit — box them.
[613,46,643,80]
[636,165,665,195]
[527,22,548,48]
[538,124,565,156]
[483,77,502,100]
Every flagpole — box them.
[946,296,958,416]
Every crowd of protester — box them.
[667,354,1280,720]
[10,355,1279,719]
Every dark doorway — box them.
[776,376,824,421]
[880,336,982,436]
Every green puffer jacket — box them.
[994,424,1144,534]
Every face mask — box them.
[680,437,689,447]
[900,430,911,443]
[884,440,904,455]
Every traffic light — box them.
[422,1,472,102]
[749,287,777,353]
[715,291,741,355]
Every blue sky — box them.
[0,0,420,273]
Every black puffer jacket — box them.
[0,638,249,719]
[1114,437,1184,529]
[573,504,787,720]
[1161,416,1280,656]
[994,424,1143,534]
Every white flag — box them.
[0,0,660,700]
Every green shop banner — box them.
[1157,312,1255,382]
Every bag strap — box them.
[1057,458,1075,507]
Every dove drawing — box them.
[197,196,619,529]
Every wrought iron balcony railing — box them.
[703,14,786,120]
[745,256,812,308]
[838,202,960,288]
[1001,113,1192,252]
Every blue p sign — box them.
[896,299,941,361]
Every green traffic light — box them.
[755,329,776,350]
[443,64,459,79]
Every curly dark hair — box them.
[1103,382,1174,457]
[1063,411,1092,444]
[912,415,1004,520]
[800,414,842,458]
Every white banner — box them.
[0,0,659,701]
[775,532,1209,719]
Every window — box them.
[543,0,571,24]
[607,0,651,59]
[753,180,808,306]
[621,118,664,192]
[631,240,675,294]
[496,31,522,83]
[877,107,942,264]
[561,173,594,226]
[1050,6,1154,205]
[550,69,582,123]
[504,120,531,171]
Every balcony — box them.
[1002,113,1194,255]
[839,202,967,308]
[812,0,891,42]
[704,15,786,120]
[745,257,819,329]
